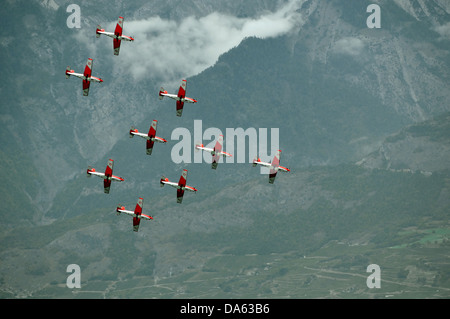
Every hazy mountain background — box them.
[0,0,449,298]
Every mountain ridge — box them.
[1,0,449,298]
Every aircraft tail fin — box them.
[87,166,93,177]
[159,87,165,100]
[96,25,102,38]
[65,66,71,79]
[160,176,166,187]
[116,205,124,215]
[252,156,260,167]
[129,125,136,138]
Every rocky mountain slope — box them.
[1,0,449,298]
[358,112,450,172]
[2,0,449,222]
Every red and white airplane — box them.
[252,150,290,184]
[116,197,153,232]
[160,169,197,203]
[195,135,232,169]
[159,79,197,117]
[66,58,103,96]
[96,16,134,56]
[87,159,124,193]
[129,119,167,155]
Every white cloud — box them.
[107,0,303,82]
[334,37,365,56]
[434,22,450,39]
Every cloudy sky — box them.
[96,0,304,83]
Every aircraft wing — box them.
[268,150,282,184]
[177,80,187,99]
[82,58,93,96]
[174,80,187,116]
[133,219,140,232]
[134,197,143,214]
[135,213,153,231]
[176,100,185,117]
[212,152,221,169]
[113,38,122,56]
[271,150,281,168]
[83,58,93,78]
[105,159,114,177]
[104,179,112,193]
[103,159,114,193]
[176,169,188,203]
[176,185,197,203]
[211,150,232,169]
[211,136,224,169]
[82,80,91,96]
[268,170,278,184]
[132,197,143,231]
[178,169,188,188]
[146,139,155,155]
[112,17,124,55]
[148,120,157,139]
[117,206,142,231]
[268,151,289,183]
[146,120,166,155]
[177,188,185,204]
[115,17,124,36]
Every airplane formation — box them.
[67,16,290,232]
